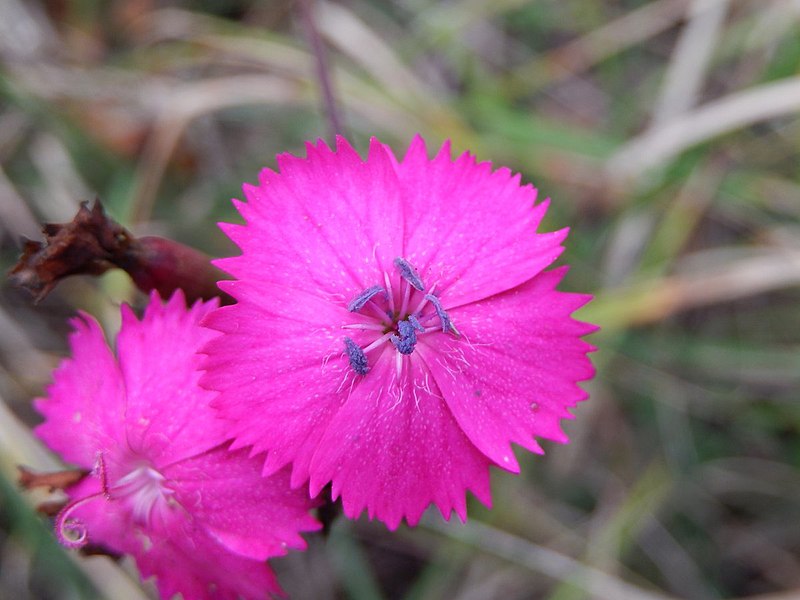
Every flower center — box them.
[111,463,175,526]
[55,453,175,548]
[342,257,459,377]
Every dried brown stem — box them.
[297,0,345,138]
[9,200,231,304]
[18,465,88,492]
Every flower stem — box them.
[297,0,346,139]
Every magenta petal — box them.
[309,354,492,529]
[133,522,283,600]
[34,314,126,468]
[201,284,352,486]
[165,445,321,560]
[216,136,405,303]
[116,291,226,464]
[422,268,596,469]
[70,491,280,600]
[396,136,567,306]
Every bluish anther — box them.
[393,257,425,292]
[425,294,457,335]
[408,314,424,332]
[344,337,369,375]
[347,285,384,312]
[390,319,419,355]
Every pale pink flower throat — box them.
[342,257,459,377]
[55,453,174,548]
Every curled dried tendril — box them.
[53,453,111,549]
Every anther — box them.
[393,257,425,292]
[424,294,458,335]
[408,315,424,332]
[344,337,370,375]
[411,282,437,315]
[390,319,419,355]
[347,285,384,312]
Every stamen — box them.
[393,257,424,292]
[424,294,458,335]
[362,332,394,353]
[338,266,462,383]
[383,272,396,315]
[408,315,424,332]
[344,337,369,375]
[390,319,419,355]
[410,282,437,315]
[365,301,390,322]
[347,285,384,312]
[342,322,386,332]
[399,277,411,317]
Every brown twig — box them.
[297,0,346,139]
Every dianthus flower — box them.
[35,291,320,600]
[202,136,596,529]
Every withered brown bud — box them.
[18,465,88,491]
[10,202,125,301]
[116,236,227,304]
[9,200,231,304]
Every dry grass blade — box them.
[424,517,677,600]
[146,8,457,140]
[0,395,61,476]
[316,1,436,107]
[506,0,691,94]
[0,168,40,240]
[297,0,346,138]
[195,32,432,131]
[0,306,52,389]
[588,248,800,330]
[609,76,800,180]
[129,74,309,223]
[652,0,730,125]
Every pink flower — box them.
[202,136,596,529]
[35,291,320,600]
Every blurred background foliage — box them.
[1,0,799,598]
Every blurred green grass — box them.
[1,0,800,599]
